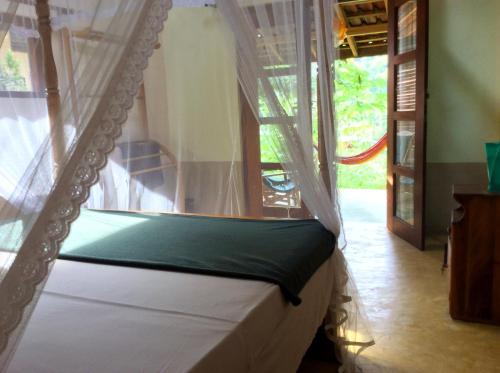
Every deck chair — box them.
[262,171,297,208]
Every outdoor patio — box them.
[339,188,386,225]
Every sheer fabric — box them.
[87,5,245,216]
[85,0,373,368]
[0,0,170,367]
[217,0,373,368]
[0,0,372,371]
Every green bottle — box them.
[485,142,500,193]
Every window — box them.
[0,15,44,97]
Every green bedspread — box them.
[59,209,335,305]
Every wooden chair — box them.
[116,140,176,188]
[262,171,298,208]
[115,140,185,212]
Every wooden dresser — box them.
[449,185,500,325]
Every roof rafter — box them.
[346,23,387,37]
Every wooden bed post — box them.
[240,84,263,218]
[136,84,150,139]
[317,78,331,195]
[35,0,64,177]
[61,27,79,125]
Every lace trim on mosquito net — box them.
[0,0,172,354]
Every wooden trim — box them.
[35,0,63,176]
[414,0,429,249]
[346,9,387,19]
[346,23,387,37]
[393,111,415,121]
[317,0,332,195]
[61,28,79,124]
[356,35,389,44]
[261,162,283,170]
[27,37,44,93]
[387,1,396,233]
[393,165,414,178]
[240,85,263,218]
[393,50,416,65]
[338,0,383,6]
[136,84,149,138]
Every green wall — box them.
[425,0,500,233]
[427,0,500,163]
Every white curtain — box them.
[0,0,372,370]
[0,0,171,367]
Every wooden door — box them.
[387,0,428,249]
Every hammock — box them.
[338,134,388,165]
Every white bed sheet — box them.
[8,255,335,373]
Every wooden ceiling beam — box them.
[334,3,358,57]
[346,36,359,57]
[338,44,386,59]
[346,23,387,37]
[357,35,388,44]
[338,0,380,6]
[358,42,387,49]
[346,9,386,19]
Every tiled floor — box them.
[338,189,500,372]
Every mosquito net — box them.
[0,0,373,370]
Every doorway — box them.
[336,55,388,225]
[241,0,428,249]
[336,0,427,249]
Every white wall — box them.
[143,7,242,163]
[141,7,245,215]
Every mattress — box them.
[7,255,335,373]
[58,209,335,305]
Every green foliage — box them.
[0,51,27,91]
[260,125,281,163]
[258,56,388,190]
[338,150,387,189]
[335,56,388,189]
[335,55,387,150]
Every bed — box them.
[7,210,337,373]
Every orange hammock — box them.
[338,134,387,165]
